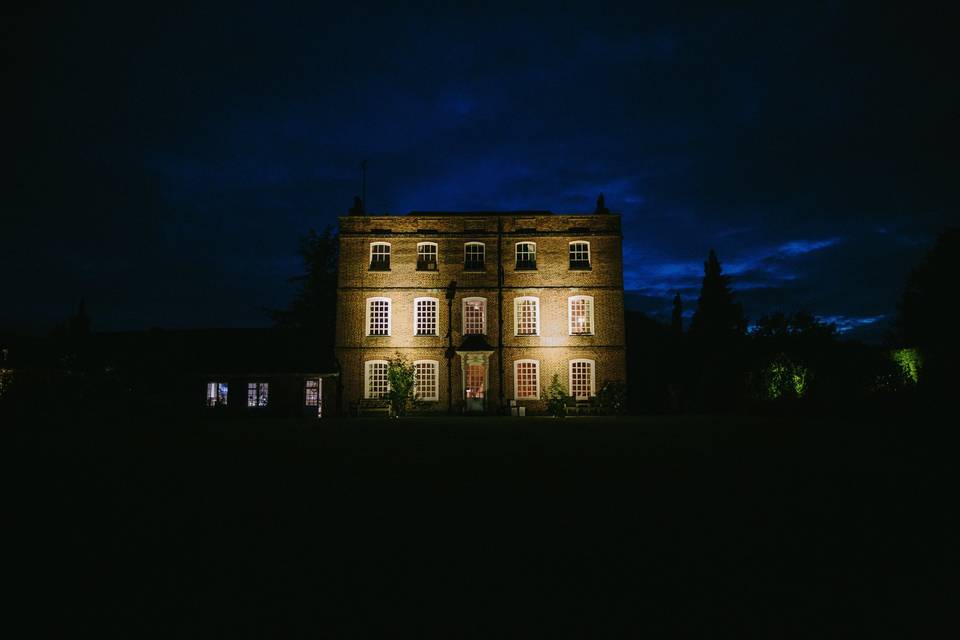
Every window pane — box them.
[366,362,389,399]
[305,379,319,406]
[515,361,539,398]
[247,382,268,407]
[570,361,594,399]
[569,242,590,267]
[370,243,391,269]
[464,298,486,334]
[570,297,593,335]
[417,244,438,270]
[515,243,536,268]
[516,299,538,335]
[415,298,438,335]
[369,299,390,335]
[464,243,485,267]
[414,362,438,401]
[466,364,485,398]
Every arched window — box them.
[365,360,390,399]
[413,297,439,336]
[514,359,540,399]
[568,359,596,399]
[514,296,540,336]
[417,242,438,271]
[413,360,439,401]
[515,242,537,270]
[464,242,485,270]
[462,297,487,335]
[568,295,594,335]
[369,242,391,270]
[569,241,591,269]
[365,297,391,336]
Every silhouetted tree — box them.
[687,250,747,411]
[670,293,683,338]
[689,250,746,343]
[895,227,959,397]
[269,227,339,343]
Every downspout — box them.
[445,280,457,415]
[497,215,505,414]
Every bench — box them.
[564,398,600,416]
[352,398,393,417]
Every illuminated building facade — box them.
[335,199,626,414]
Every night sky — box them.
[4,2,955,339]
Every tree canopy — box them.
[689,249,745,343]
[269,227,339,343]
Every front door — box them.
[465,363,485,412]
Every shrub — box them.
[546,373,568,417]
[598,380,627,415]
[386,353,416,417]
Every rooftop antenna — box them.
[360,159,367,212]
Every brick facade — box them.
[335,209,627,414]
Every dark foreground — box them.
[9,415,951,636]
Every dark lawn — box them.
[10,414,951,636]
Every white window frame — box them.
[413,296,440,336]
[364,360,390,399]
[247,382,269,407]
[462,296,487,335]
[413,359,440,402]
[513,296,540,336]
[569,241,591,266]
[568,359,596,400]
[464,242,485,268]
[365,296,392,336]
[515,241,537,265]
[417,242,438,266]
[304,379,320,406]
[206,381,228,407]
[369,241,391,268]
[567,295,595,336]
[514,359,541,399]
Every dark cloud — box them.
[2,2,955,334]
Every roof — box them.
[95,328,338,375]
[406,210,555,217]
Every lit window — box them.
[206,382,228,407]
[514,360,540,399]
[514,296,539,336]
[464,242,485,270]
[369,242,391,270]
[466,364,485,399]
[463,297,487,335]
[569,359,595,399]
[365,361,389,399]
[366,297,391,336]
[417,242,438,271]
[568,295,594,335]
[247,382,269,407]
[414,297,439,336]
[413,360,439,401]
[515,242,537,270]
[569,242,591,269]
[305,379,319,406]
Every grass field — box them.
[10,414,950,636]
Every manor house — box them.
[334,197,626,414]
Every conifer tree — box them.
[689,249,745,343]
[670,293,683,338]
[270,226,339,342]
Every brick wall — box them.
[335,212,627,414]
